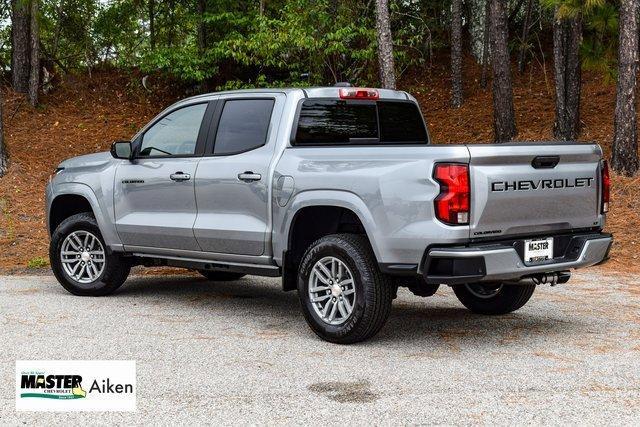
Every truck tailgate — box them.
[467,143,603,239]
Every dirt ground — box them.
[0,60,638,273]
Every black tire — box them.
[453,282,535,315]
[198,270,246,281]
[297,234,394,344]
[50,212,130,296]
[399,276,440,297]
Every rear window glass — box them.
[294,99,427,145]
[295,100,377,145]
[378,101,428,143]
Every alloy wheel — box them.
[308,256,356,325]
[60,230,106,284]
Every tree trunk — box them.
[612,0,639,176]
[0,90,7,178]
[11,0,30,93]
[259,0,265,16]
[517,0,534,73]
[480,0,491,89]
[489,0,516,142]
[28,0,39,107]
[469,0,488,62]
[375,0,396,89]
[149,0,155,49]
[553,11,582,141]
[197,0,206,52]
[451,0,463,107]
[508,0,526,23]
[167,0,175,47]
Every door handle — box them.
[170,172,191,182]
[237,171,262,182]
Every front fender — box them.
[48,182,123,250]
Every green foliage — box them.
[581,1,618,81]
[1,0,447,88]
[141,0,379,86]
[540,0,606,19]
[541,0,619,81]
[391,0,448,69]
[27,256,49,269]
[92,0,143,65]
[0,0,627,88]
[39,0,100,69]
[0,1,11,72]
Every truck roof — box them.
[181,86,414,103]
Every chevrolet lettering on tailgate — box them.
[491,177,594,192]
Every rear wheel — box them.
[198,270,246,281]
[453,282,535,315]
[50,213,130,296]
[297,234,394,344]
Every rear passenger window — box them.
[213,99,275,155]
[294,99,427,145]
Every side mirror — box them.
[110,140,133,160]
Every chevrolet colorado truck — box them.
[46,86,613,343]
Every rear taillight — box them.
[339,88,379,100]
[601,160,610,213]
[434,163,470,225]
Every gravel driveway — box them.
[1,271,639,425]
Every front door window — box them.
[139,103,207,157]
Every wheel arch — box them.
[48,183,121,251]
[49,194,95,235]
[277,191,382,291]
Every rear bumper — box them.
[421,232,612,284]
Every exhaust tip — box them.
[557,271,571,284]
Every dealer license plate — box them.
[524,237,554,263]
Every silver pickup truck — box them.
[46,86,612,343]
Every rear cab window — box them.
[294,99,428,146]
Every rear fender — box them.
[274,190,380,264]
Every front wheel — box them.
[453,282,535,315]
[50,212,130,296]
[297,234,394,344]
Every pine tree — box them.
[197,0,207,53]
[375,0,396,89]
[480,0,491,89]
[552,8,582,140]
[517,0,535,73]
[28,0,39,107]
[489,0,516,142]
[11,0,31,93]
[612,0,639,176]
[451,0,463,107]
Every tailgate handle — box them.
[532,156,559,169]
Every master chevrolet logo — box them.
[20,374,86,399]
[491,177,594,192]
[16,361,136,411]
